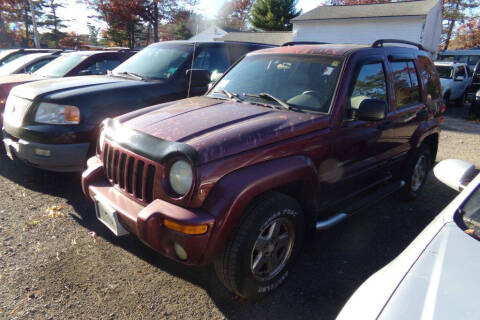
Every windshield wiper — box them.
[113,71,144,80]
[214,89,243,102]
[243,92,291,111]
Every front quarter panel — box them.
[199,155,319,263]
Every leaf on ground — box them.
[27,220,39,227]
[45,205,66,218]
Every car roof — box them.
[248,44,370,56]
[150,40,274,47]
[62,50,119,56]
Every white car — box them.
[337,159,479,320]
[434,61,471,106]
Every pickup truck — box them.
[82,40,444,299]
[434,61,471,107]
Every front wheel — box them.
[214,192,305,300]
[399,144,432,200]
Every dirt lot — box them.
[1,110,479,320]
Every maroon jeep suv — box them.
[82,40,443,299]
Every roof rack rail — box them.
[372,39,425,51]
[282,41,328,46]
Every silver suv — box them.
[434,61,471,106]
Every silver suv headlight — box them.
[34,102,80,125]
[169,160,193,196]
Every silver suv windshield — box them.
[208,54,344,113]
[112,43,193,80]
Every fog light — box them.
[35,148,51,157]
[173,242,188,260]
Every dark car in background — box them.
[0,48,60,67]
[0,50,136,129]
[2,41,272,172]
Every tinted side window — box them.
[193,46,230,74]
[417,56,441,99]
[455,66,466,77]
[407,61,421,104]
[350,63,387,109]
[87,58,122,75]
[391,61,421,108]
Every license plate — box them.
[94,196,129,236]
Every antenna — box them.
[187,42,197,98]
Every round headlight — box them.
[476,89,480,100]
[169,160,193,196]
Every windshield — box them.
[113,43,192,80]
[35,54,87,77]
[460,186,480,240]
[209,54,343,113]
[0,54,47,76]
[436,66,453,79]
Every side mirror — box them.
[78,69,92,76]
[434,159,475,191]
[186,69,211,88]
[455,75,465,82]
[210,70,223,84]
[356,99,387,121]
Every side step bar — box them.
[316,180,405,231]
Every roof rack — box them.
[282,41,328,46]
[372,39,425,51]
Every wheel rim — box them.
[411,155,427,191]
[250,216,295,281]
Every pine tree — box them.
[41,0,66,47]
[249,0,301,31]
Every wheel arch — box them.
[200,155,319,263]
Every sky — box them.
[58,0,324,35]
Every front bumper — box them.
[81,157,215,266]
[3,130,90,172]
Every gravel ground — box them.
[0,111,479,320]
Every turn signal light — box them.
[163,219,208,235]
[64,106,80,123]
[441,104,446,113]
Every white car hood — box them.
[337,173,480,320]
[379,223,480,320]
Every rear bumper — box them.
[81,157,216,266]
[3,130,89,172]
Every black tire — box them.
[214,192,305,300]
[455,93,466,107]
[399,144,432,200]
[443,92,451,107]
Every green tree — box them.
[41,0,66,47]
[87,23,99,45]
[249,0,301,31]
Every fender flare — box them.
[200,155,319,264]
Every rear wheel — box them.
[443,92,451,107]
[455,93,466,107]
[214,192,305,300]
[399,144,432,200]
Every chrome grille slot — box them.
[101,141,160,204]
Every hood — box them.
[379,223,480,320]
[0,73,43,85]
[119,96,328,164]
[0,74,43,99]
[10,75,136,100]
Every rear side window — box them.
[417,56,441,99]
[87,58,122,75]
[25,58,54,73]
[391,61,421,108]
[193,46,231,75]
[350,63,388,109]
[455,66,466,78]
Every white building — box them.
[189,26,239,42]
[291,0,442,54]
